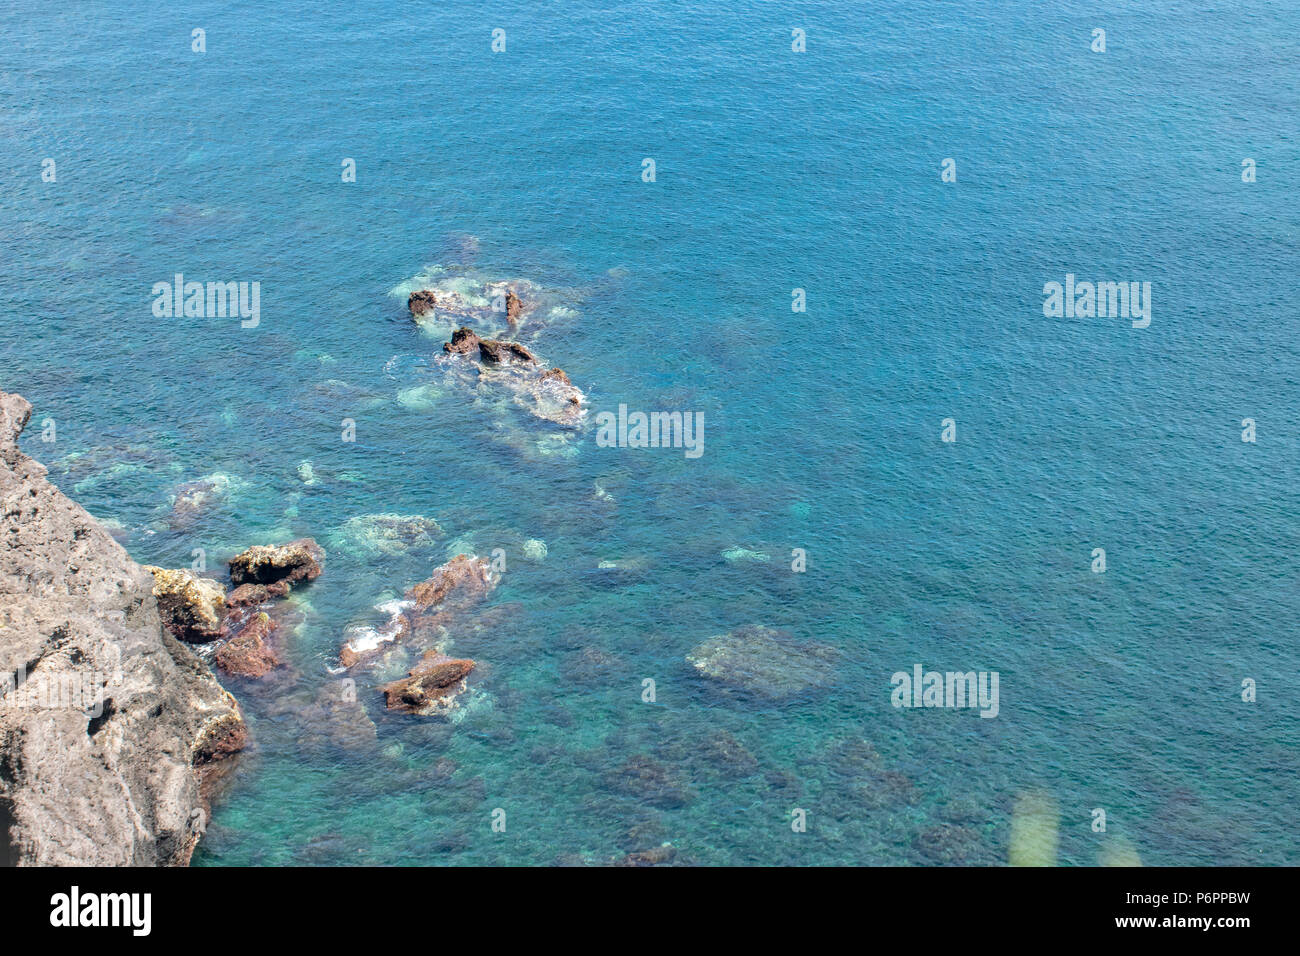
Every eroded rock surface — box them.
[443,326,537,365]
[439,326,585,429]
[214,612,281,678]
[379,651,476,717]
[407,553,494,611]
[328,513,443,558]
[228,538,323,588]
[143,566,227,643]
[0,390,247,866]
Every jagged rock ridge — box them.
[0,390,247,866]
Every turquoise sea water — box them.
[2,0,1297,865]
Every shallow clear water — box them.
[2,0,1297,865]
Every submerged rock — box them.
[329,513,443,558]
[481,363,585,428]
[913,823,987,866]
[589,555,652,586]
[851,769,921,810]
[722,547,771,565]
[437,326,584,429]
[339,555,496,668]
[615,845,678,867]
[561,646,623,685]
[51,440,171,490]
[605,755,694,809]
[406,553,494,611]
[143,567,227,643]
[699,729,760,778]
[379,651,476,717]
[440,232,481,265]
[167,473,237,528]
[686,625,840,700]
[0,390,247,866]
[935,796,987,825]
[228,538,324,588]
[267,681,377,754]
[214,612,281,678]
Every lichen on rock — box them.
[228,538,324,588]
[143,566,227,643]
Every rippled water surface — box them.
[1,0,1297,865]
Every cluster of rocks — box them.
[0,390,248,865]
[443,325,540,365]
[408,283,533,330]
[406,274,586,430]
[145,538,325,680]
[554,844,681,867]
[339,554,497,717]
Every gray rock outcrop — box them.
[0,390,247,866]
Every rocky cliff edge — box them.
[0,390,247,866]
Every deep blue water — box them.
[1,0,1296,865]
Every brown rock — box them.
[225,580,290,608]
[166,475,233,529]
[228,538,323,587]
[215,612,281,678]
[406,554,493,610]
[408,288,440,316]
[142,567,226,642]
[339,555,496,668]
[506,290,523,326]
[410,288,484,323]
[442,326,537,365]
[477,338,537,365]
[380,651,476,716]
[443,326,482,356]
